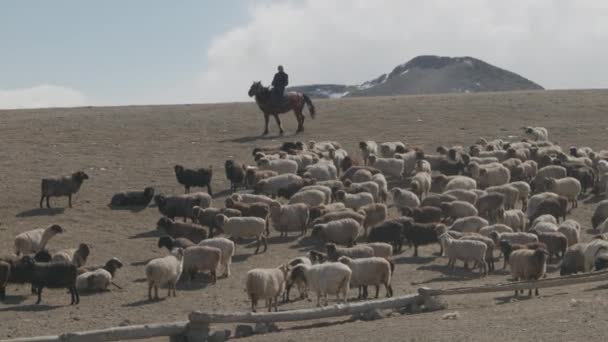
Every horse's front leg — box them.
[263,113,270,135]
[273,114,284,135]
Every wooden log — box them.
[418,270,608,297]
[190,293,423,324]
[4,321,189,342]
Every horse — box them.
[248,81,316,135]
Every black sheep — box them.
[21,256,79,305]
[367,218,411,253]
[225,160,247,192]
[402,221,444,257]
[174,164,213,195]
[109,187,155,207]
[401,206,443,223]
[157,236,195,251]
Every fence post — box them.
[183,322,210,342]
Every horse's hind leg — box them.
[295,110,304,133]
[263,113,270,135]
[273,114,284,135]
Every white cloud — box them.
[198,0,608,103]
[0,85,87,109]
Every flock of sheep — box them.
[3,126,608,313]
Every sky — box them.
[1,0,607,109]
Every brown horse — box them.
[248,81,316,135]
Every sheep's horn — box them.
[111,281,123,290]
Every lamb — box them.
[391,188,420,214]
[39,171,89,208]
[225,160,247,192]
[557,220,580,247]
[109,187,155,207]
[215,215,267,254]
[312,209,365,227]
[288,262,352,307]
[499,209,526,232]
[288,189,326,207]
[257,158,298,175]
[335,190,374,211]
[76,269,114,292]
[174,164,213,195]
[459,234,495,272]
[284,257,312,302]
[157,217,208,244]
[439,233,487,276]
[409,171,431,199]
[198,237,235,278]
[531,165,567,193]
[154,192,211,221]
[441,200,479,221]
[367,218,408,252]
[22,257,80,305]
[268,201,309,237]
[312,218,361,247]
[476,192,505,222]
[14,224,64,255]
[533,231,568,260]
[545,177,582,209]
[254,173,304,197]
[231,193,275,206]
[367,155,404,179]
[326,243,374,261]
[509,248,549,297]
[245,168,278,189]
[359,141,378,165]
[560,243,588,275]
[443,189,478,205]
[486,185,519,210]
[145,248,184,300]
[181,246,221,283]
[401,206,443,223]
[402,221,445,257]
[449,216,489,233]
[246,265,288,312]
[192,206,242,237]
[358,203,388,234]
[592,200,608,229]
[224,199,269,233]
[52,243,90,268]
[512,160,538,183]
[338,256,393,299]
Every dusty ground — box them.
[1,89,608,341]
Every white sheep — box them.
[468,162,510,189]
[394,150,418,177]
[269,201,309,237]
[508,181,531,211]
[52,243,90,268]
[439,233,487,276]
[215,215,267,254]
[312,218,361,246]
[76,269,113,292]
[347,180,380,202]
[371,173,389,202]
[527,192,560,217]
[545,177,581,209]
[254,173,302,197]
[531,221,558,233]
[246,265,288,312]
[509,248,549,297]
[415,159,432,174]
[288,262,352,307]
[486,184,519,210]
[304,162,338,181]
[288,189,326,207]
[299,185,332,204]
[257,158,298,175]
[444,176,477,191]
[352,169,373,182]
[448,216,489,233]
[379,141,406,158]
[592,200,608,229]
[338,256,393,299]
[198,237,235,278]
[523,126,549,141]
[358,203,387,234]
[231,193,275,206]
[391,188,420,213]
[441,200,479,220]
[583,239,608,272]
[490,232,538,246]
[182,246,221,283]
[145,248,184,300]
[14,224,64,255]
[335,190,374,211]
[499,209,526,232]
[479,224,514,237]
[367,155,404,179]
[364,242,393,259]
[532,165,567,193]
[410,171,431,200]
[359,141,378,165]
[530,214,558,230]
[557,221,580,247]
[443,189,478,205]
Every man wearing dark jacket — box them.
[271,65,288,103]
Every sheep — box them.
[490,231,538,247]
[231,193,275,206]
[299,185,332,204]
[357,203,387,234]
[288,189,326,207]
[441,200,478,221]
[312,209,365,228]
[215,215,267,254]
[312,218,361,247]
[268,201,309,237]
[437,158,465,176]
[499,209,526,232]
[531,165,567,193]
[245,168,278,189]
[303,162,338,181]
[339,156,358,174]
[225,160,247,192]
[467,162,510,189]
[109,187,155,207]
[309,140,341,152]
[367,218,408,252]
[338,256,393,299]
[367,155,404,179]
[508,181,531,211]
[254,173,304,197]
[459,234,495,272]
[2,251,52,295]
[512,160,538,183]
[530,214,558,230]
[288,262,352,307]
[76,269,113,292]
[443,189,478,205]
[145,248,184,300]
[39,171,89,208]
[402,221,445,257]
[449,216,489,233]
[258,158,298,175]
[224,199,269,233]
[155,192,211,221]
[335,190,374,211]
[351,169,373,183]
[523,126,549,141]
[498,240,547,269]
[566,165,595,193]
[439,233,487,276]
[340,166,381,182]
[364,242,394,259]
[174,164,213,195]
[246,265,288,312]
[326,243,374,261]
[529,196,568,223]
[478,224,514,238]
[415,159,432,174]
[560,243,588,275]
[345,180,380,202]
[409,171,431,199]
[307,250,327,264]
[600,218,608,234]
[401,206,443,223]
[486,185,519,210]
[379,141,406,158]
[77,257,124,279]
[558,220,580,247]
[371,173,389,202]
[543,176,581,210]
[284,257,312,302]
[441,176,477,192]
[583,239,608,272]
[181,246,221,283]
[0,261,9,300]
[391,188,420,214]
[394,150,418,176]
[532,231,567,260]
[526,192,561,218]
[592,200,608,229]
[157,217,208,244]
[509,248,549,297]
[192,206,242,237]
[359,141,378,165]
[51,243,90,268]
[20,257,80,305]
[309,203,346,222]
[14,224,64,256]
[198,237,235,278]
[475,192,505,222]
[420,193,457,208]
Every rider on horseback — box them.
[271,65,289,104]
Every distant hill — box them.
[288,55,543,98]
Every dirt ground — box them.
[1,89,608,341]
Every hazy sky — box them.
[1,0,607,109]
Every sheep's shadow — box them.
[0,303,61,312]
[393,255,436,265]
[266,235,300,245]
[584,283,608,292]
[16,207,65,218]
[122,298,160,307]
[107,204,149,213]
[287,317,353,331]
[219,133,297,144]
[585,228,600,235]
[495,291,568,305]
[131,260,153,267]
[0,295,28,305]
[132,278,148,283]
[289,235,319,250]
[176,276,214,291]
[212,189,233,199]
[416,264,483,278]
[232,253,254,263]
[129,230,159,239]
[583,194,606,205]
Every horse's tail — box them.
[303,94,316,119]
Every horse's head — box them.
[248,81,262,97]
